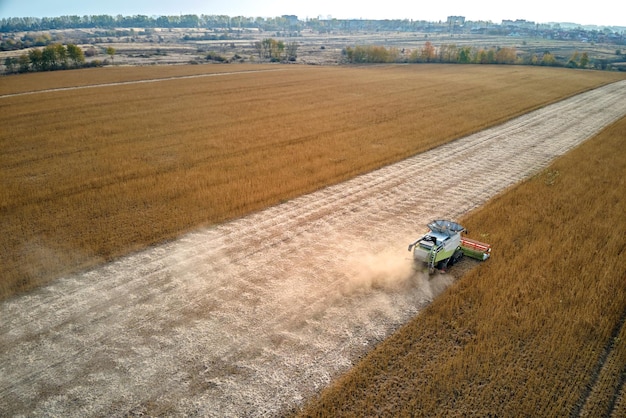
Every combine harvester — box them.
[408,220,491,274]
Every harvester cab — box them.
[408,220,491,274]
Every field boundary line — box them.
[0,68,287,98]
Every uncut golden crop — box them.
[0,64,623,298]
[0,64,274,96]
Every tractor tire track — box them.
[572,306,626,417]
[1,81,626,417]
[0,68,286,99]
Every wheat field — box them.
[1,64,623,300]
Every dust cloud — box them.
[342,241,425,293]
[339,238,460,307]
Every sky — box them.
[0,0,623,27]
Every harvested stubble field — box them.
[298,113,626,418]
[1,64,624,299]
[1,64,626,416]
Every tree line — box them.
[3,43,113,73]
[0,14,298,32]
[344,42,592,68]
[0,15,432,33]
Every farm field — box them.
[298,110,626,417]
[1,64,624,300]
[0,64,625,415]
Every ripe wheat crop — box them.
[1,64,623,299]
[297,116,626,416]
[0,64,273,96]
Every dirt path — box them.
[2,81,626,417]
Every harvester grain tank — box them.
[408,220,491,273]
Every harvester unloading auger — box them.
[408,220,491,274]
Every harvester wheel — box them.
[450,249,464,266]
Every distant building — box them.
[447,16,466,25]
[282,15,299,25]
[502,19,536,30]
